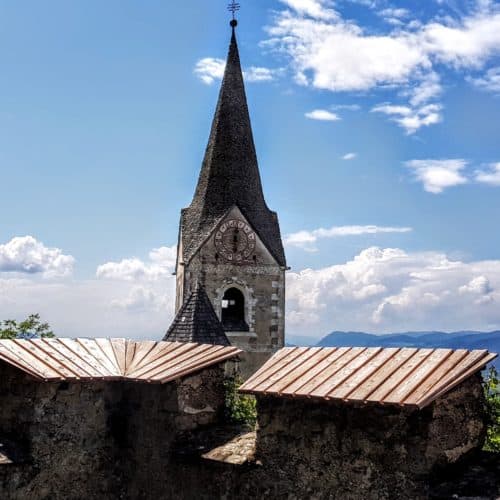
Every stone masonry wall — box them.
[252,373,487,499]
[0,362,226,500]
[154,375,489,500]
[0,364,488,500]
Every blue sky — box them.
[1,0,500,340]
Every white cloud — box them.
[305,109,341,121]
[285,225,413,251]
[265,1,500,132]
[423,12,500,67]
[409,72,442,107]
[378,7,410,25]
[0,236,74,278]
[2,242,500,340]
[111,285,170,312]
[267,16,428,92]
[372,103,442,134]
[279,0,338,20]
[405,159,469,193]
[96,246,177,281]
[459,275,493,299]
[287,247,500,336]
[194,58,278,85]
[475,162,500,186]
[470,66,500,92]
[0,244,178,340]
[245,67,276,82]
[0,277,175,340]
[194,58,226,85]
[342,152,357,160]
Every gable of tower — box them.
[188,205,279,268]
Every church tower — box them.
[173,19,286,376]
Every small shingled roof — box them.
[239,346,497,409]
[164,286,230,346]
[0,338,241,384]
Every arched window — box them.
[221,288,249,332]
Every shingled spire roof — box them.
[180,25,286,266]
[164,285,230,346]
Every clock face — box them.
[214,219,256,263]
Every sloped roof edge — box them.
[239,346,497,409]
[0,338,241,384]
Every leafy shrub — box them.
[224,375,257,428]
[484,366,500,452]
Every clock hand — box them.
[233,230,239,252]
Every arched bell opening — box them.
[221,287,249,332]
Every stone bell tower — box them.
[173,19,287,376]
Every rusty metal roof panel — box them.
[239,347,497,409]
[0,338,241,384]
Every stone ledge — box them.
[202,432,256,465]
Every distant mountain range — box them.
[286,331,500,370]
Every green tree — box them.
[484,366,500,452]
[0,314,55,340]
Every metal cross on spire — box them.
[228,1,240,27]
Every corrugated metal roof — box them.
[239,347,497,409]
[0,338,241,384]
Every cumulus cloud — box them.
[287,247,500,336]
[0,236,74,278]
[2,242,500,340]
[406,159,469,193]
[285,225,412,251]
[194,58,279,85]
[305,109,341,121]
[0,244,178,340]
[342,152,357,160]
[265,0,500,132]
[96,246,177,281]
[475,162,500,186]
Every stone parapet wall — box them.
[0,366,490,499]
[252,373,486,499]
[0,362,226,500]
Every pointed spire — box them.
[164,284,230,346]
[181,26,286,266]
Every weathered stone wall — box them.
[0,363,226,500]
[140,376,489,500]
[252,373,487,499]
[0,365,489,500]
[0,362,119,499]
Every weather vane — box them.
[228,1,240,27]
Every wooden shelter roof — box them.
[239,347,497,409]
[0,338,241,384]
